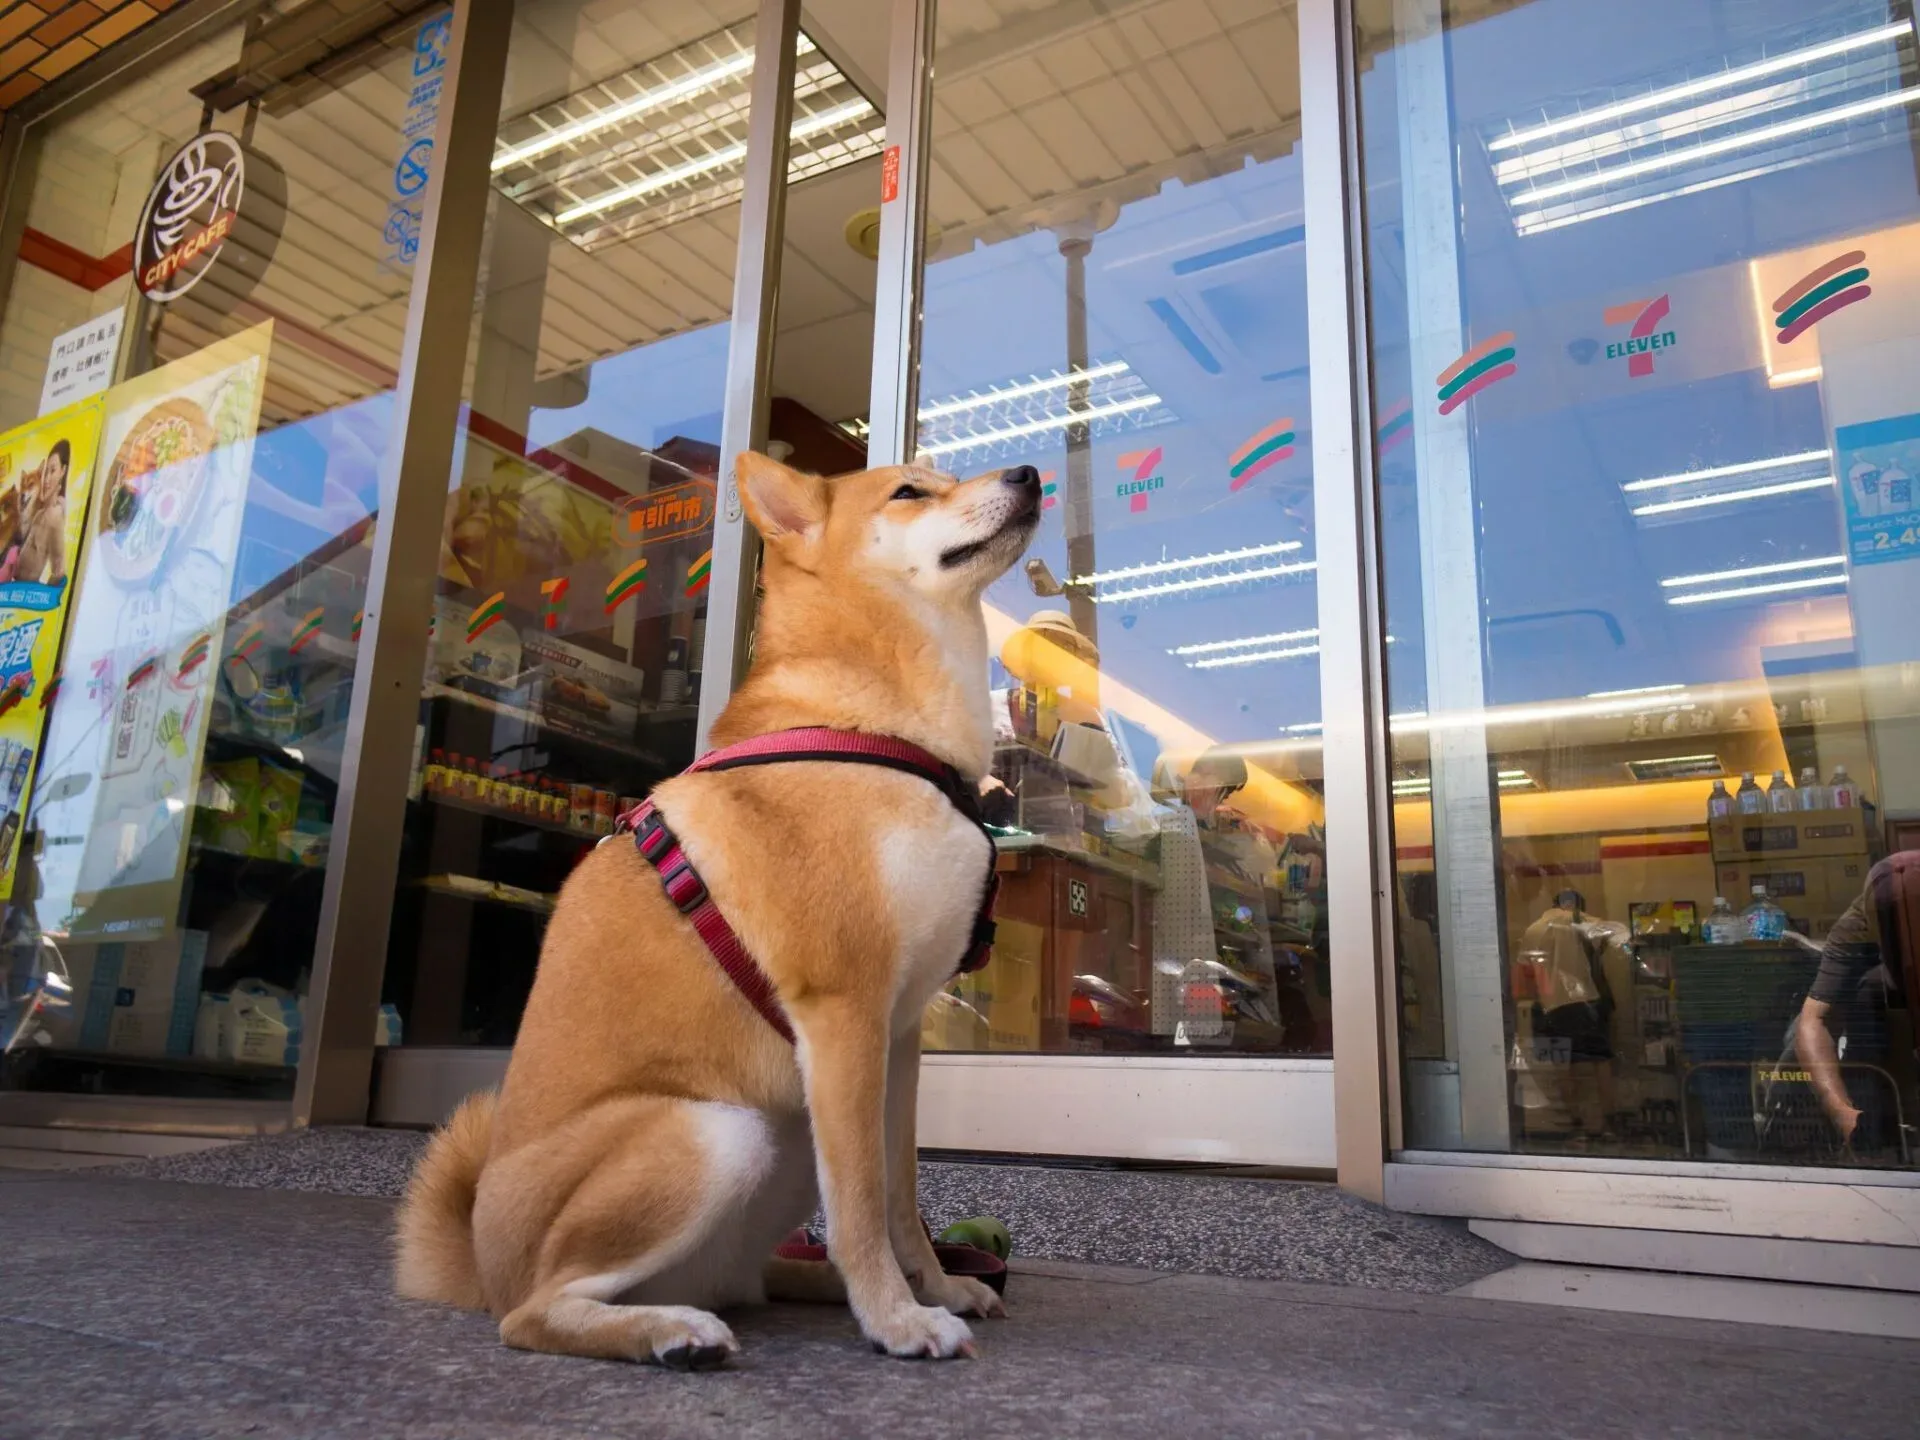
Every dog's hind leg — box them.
[493,1100,783,1367]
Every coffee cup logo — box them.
[134,133,285,306]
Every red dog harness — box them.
[617,728,1000,1045]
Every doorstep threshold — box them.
[1452,1261,1920,1340]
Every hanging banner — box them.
[0,398,104,898]
[30,323,272,941]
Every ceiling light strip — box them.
[1189,644,1321,670]
[1075,541,1303,587]
[1622,448,1830,493]
[918,392,1164,457]
[919,361,1132,422]
[1630,475,1833,516]
[1666,574,1850,605]
[555,98,875,225]
[1490,21,1915,153]
[1094,560,1320,605]
[1171,627,1320,656]
[1514,85,1920,207]
[1660,555,1847,587]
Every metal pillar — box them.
[292,0,512,1126]
[866,0,937,467]
[1393,0,1510,1151]
[1302,0,1400,1202]
[1059,235,1098,645]
[695,0,802,748]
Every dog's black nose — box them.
[1003,465,1040,489]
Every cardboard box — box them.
[1709,808,1873,863]
[1715,856,1867,937]
[515,633,644,739]
[61,931,208,1057]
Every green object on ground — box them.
[937,1215,1011,1259]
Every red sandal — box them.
[774,1220,1009,1296]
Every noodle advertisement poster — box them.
[0,397,104,899]
[31,322,272,942]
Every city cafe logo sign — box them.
[134,132,285,305]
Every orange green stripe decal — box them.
[605,557,648,613]
[1773,252,1870,345]
[1229,418,1295,488]
[232,621,265,663]
[38,670,60,708]
[1436,332,1517,415]
[176,633,211,677]
[685,550,712,597]
[289,606,326,654]
[467,592,506,642]
[351,609,365,642]
[127,654,160,688]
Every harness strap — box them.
[618,728,1001,1046]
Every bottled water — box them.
[1741,885,1787,942]
[1828,765,1857,809]
[1703,896,1741,945]
[1735,772,1765,815]
[1797,767,1826,810]
[1766,770,1795,813]
[1706,779,1734,820]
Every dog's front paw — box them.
[915,1270,1005,1319]
[645,1307,739,1369]
[862,1301,976,1359]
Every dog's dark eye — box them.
[890,485,927,502]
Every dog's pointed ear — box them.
[736,452,827,545]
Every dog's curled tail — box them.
[394,1088,496,1310]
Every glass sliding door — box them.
[1356,0,1920,1176]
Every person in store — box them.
[1793,852,1917,1145]
[1151,748,1286,1045]
[1516,889,1628,1136]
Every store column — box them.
[1392,0,1510,1151]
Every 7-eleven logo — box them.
[1603,294,1675,378]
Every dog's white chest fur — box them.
[875,803,992,1035]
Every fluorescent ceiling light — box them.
[1283,722,1324,734]
[555,99,875,224]
[1498,773,1536,789]
[1585,683,1686,698]
[491,43,799,172]
[1660,555,1846,587]
[1666,574,1849,605]
[1188,644,1321,670]
[1631,476,1833,516]
[1095,560,1318,605]
[918,392,1164,458]
[1513,86,1920,207]
[1622,449,1830,492]
[1075,542,1300,588]
[1488,22,1915,153]
[496,22,881,248]
[1171,627,1318,657]
[919,361,1132,422]
[1627,753,1724,781]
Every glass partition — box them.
[1359,0,1920,1169]
[378,0,888,1046]
[0,2,431,1101]
[915,0,1331,1056]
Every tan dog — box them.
[396,452,1041,1366]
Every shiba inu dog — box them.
[396,452,1041,1366]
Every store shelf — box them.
[423,682,691,765]
[16,1046,294,1082]
[413,873,559,915]
[993,742,1102,790]
[416,788,601,842]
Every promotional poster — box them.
[0,398,104,898]
[30,323,272,941]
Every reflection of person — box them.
[1794,853,1916,1144]
[1517,890,1627,1135]
[17,439,70,585]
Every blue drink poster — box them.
[1834,412,1920,567]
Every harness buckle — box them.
[634,812,674,863]
[659,856,709,914]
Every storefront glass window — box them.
[915,0,1331,1056]
[0,4,437,1100]
[380,0,885,1045]
[1360,0,1920,1168]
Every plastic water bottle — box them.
[1704,896,1741,945]
[1736,772,1765,814]
[1766,769,1795,813]
[1741,885,1787,942]
[1797,767,1826,810]
[1706,779,1734,820]
[1828,766,1857,809]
